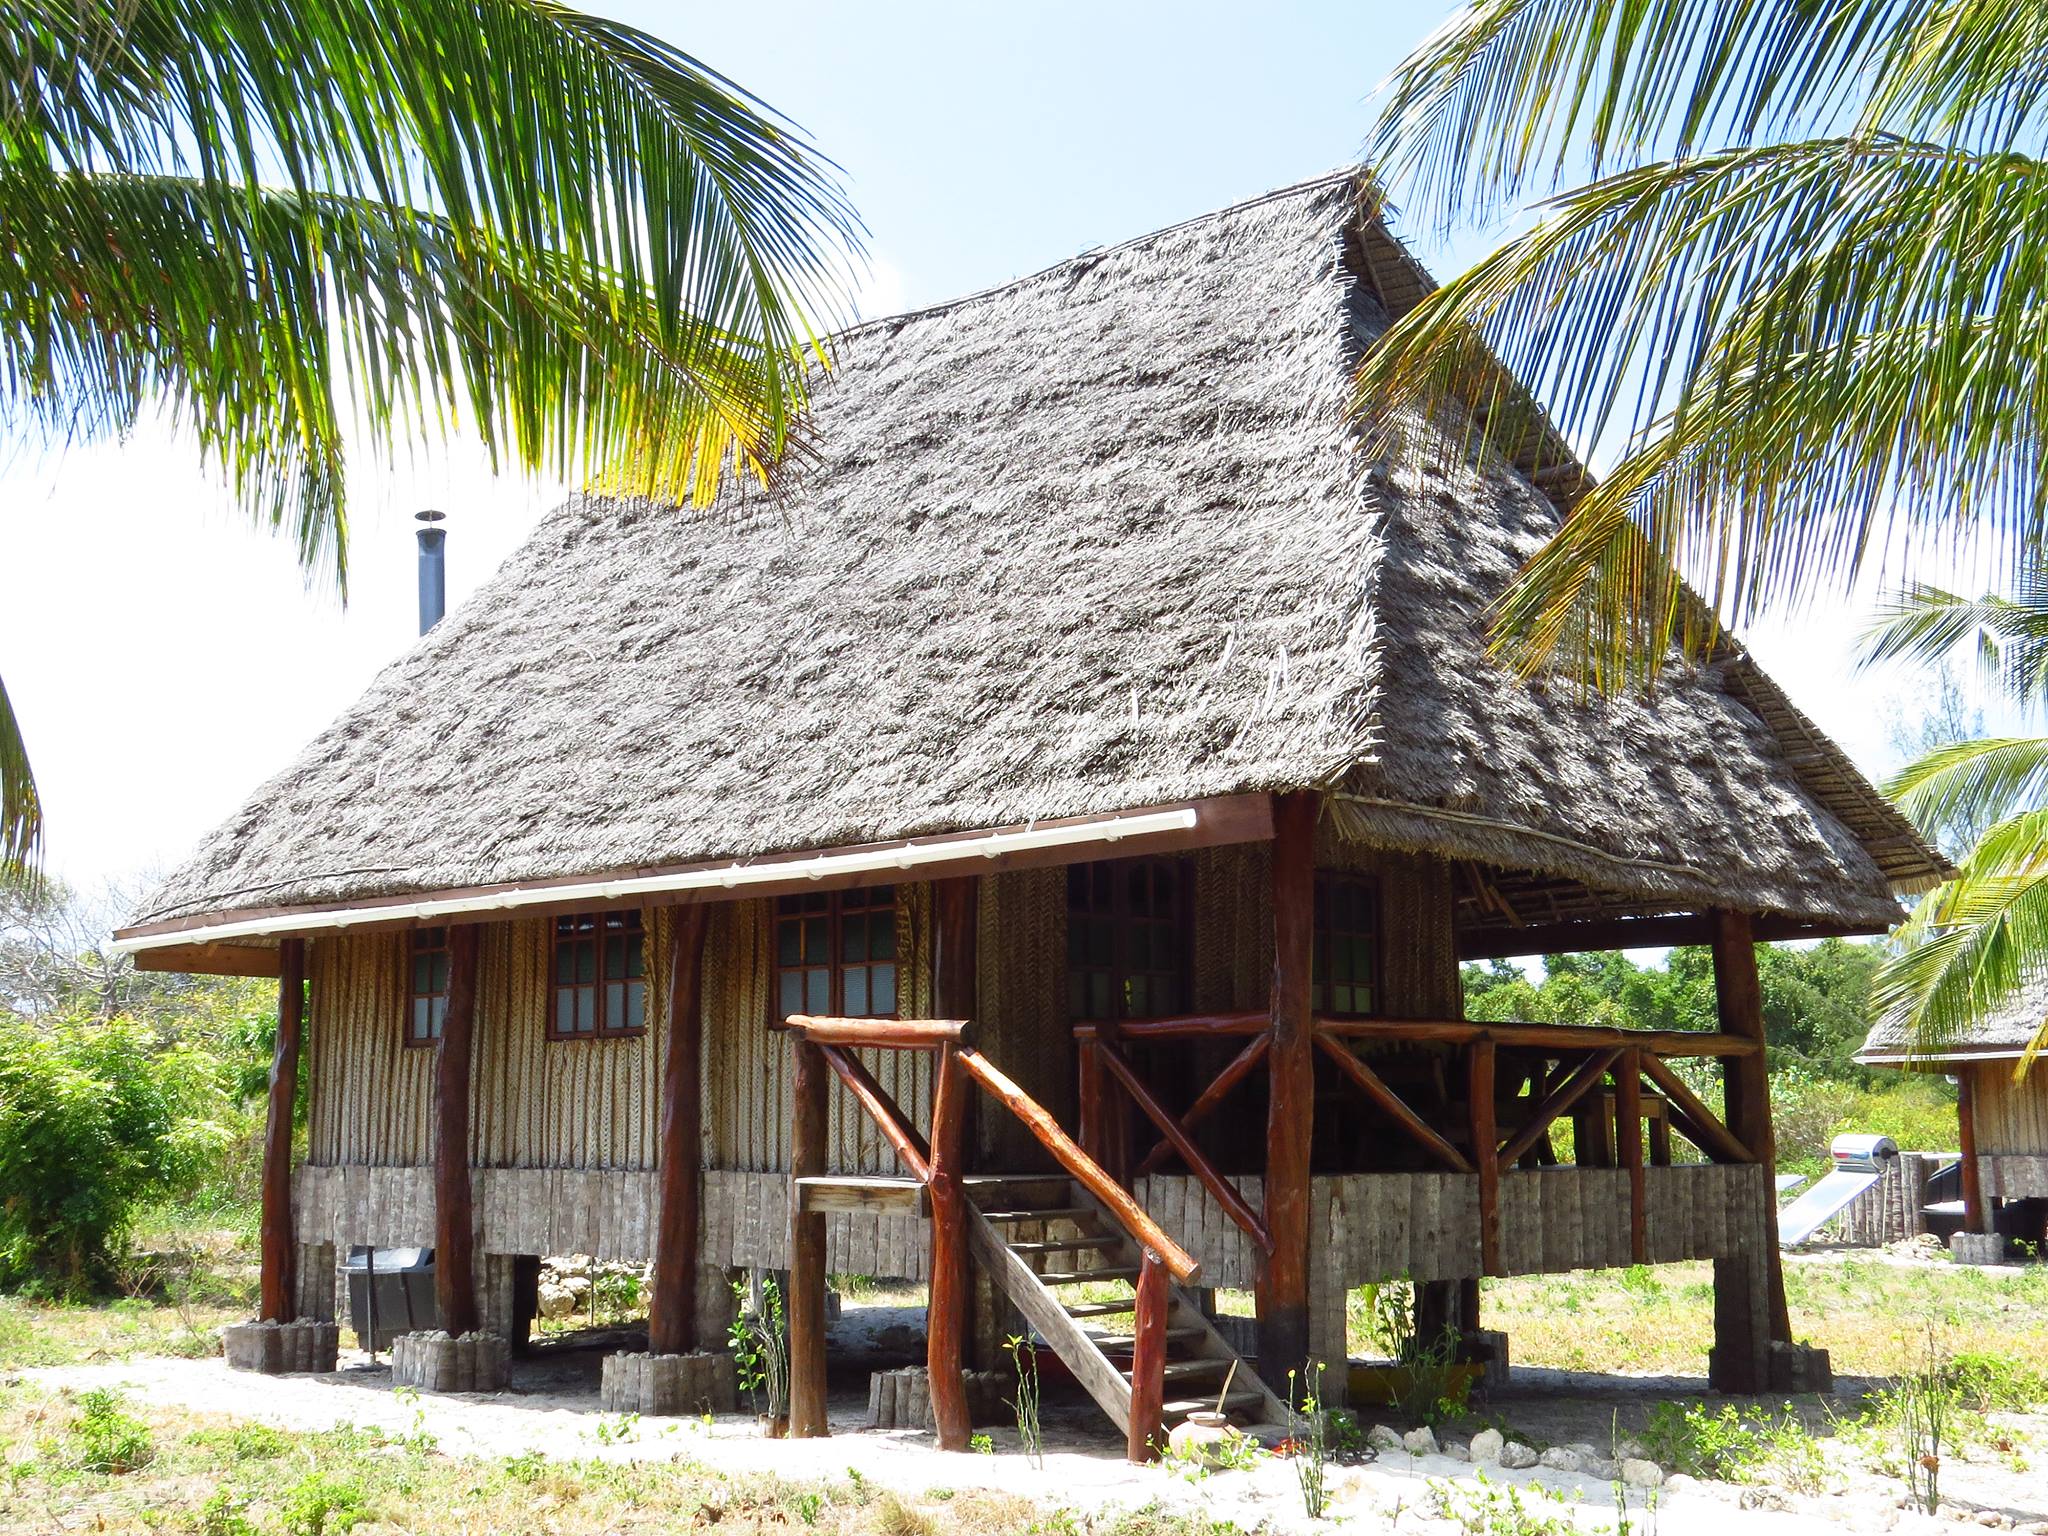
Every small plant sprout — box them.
[1004,1332,1044,1471]
[1286,1360,1329,1519]
[970,1432,994,1455]
[728,1275,789,1423]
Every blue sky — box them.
[0,2,1989,897]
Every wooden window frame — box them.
[1065,855,1194,1022]
[549,909,649,1042]
[772,885,901,1024]
[1313,872,1380,1019]
[405,927,450,1048]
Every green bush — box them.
[280,1472,367,1536]
[0,1014,237,1291]
[66,1388,153,1473]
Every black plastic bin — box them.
[341,1246,437,1352]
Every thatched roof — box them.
[1859,979,2048,1065]
[125,170,1941,939]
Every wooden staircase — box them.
[962,1175,1285,1440]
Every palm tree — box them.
[1363,3,2048,691]
[1863,581,2048,1059]
[0,0,862,879]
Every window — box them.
[1066,857,1188,1021]
[1314,874,1378,1017]
[551,910,647,1039]
[407,928,450,1046]
[775,885,898,1021]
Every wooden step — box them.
[1143,1359,1233,1384]
[978,1206,1095,1224]
[1086,1327,1205,1349]
[1063,1298,1137,1319]
[1036,1265,1138,1286]
[1006,1236,1121,1256]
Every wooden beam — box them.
[134,941,281,978]
[1072,1011,1268,1041]
[926,1044,972,1451]
[115,794,1278,949]
[1316,1017,1759,1057]
[1127,1251,1168,1464]
[955,1048,1200,1283]
[1495,1048,1620,1169]
[1259,791,1317,1391]
[1456,911,1879,961]
[776,1015,973,1050]
[650,906,707,1356]
[1315,1033,1474,1174]
[1958,1068,1987,1233]
[817,1044,931,1182]
[1616,1048,1646,1265]
[1470,1038,1500,1276]
[1134,1031,1270,1176]
[1638,1052,1753,1165]
[434,925,480,1338]
[1097,1043,1271,1252]
[1713,911,1792,1347]
[788,1036,830,1438]
[258,937,305,1322]
[795,1176,925,1216]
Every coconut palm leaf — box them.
[1881,737,2048,841]
[1874,807,2048,1063]
[1861,581,2048,707]
[1366,1,2048,683]
[0,0,863,879]
[0,680,37,878]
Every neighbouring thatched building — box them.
[1860,985,2047,1254]
[118,171,1943,1448]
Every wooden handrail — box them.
[1072,1011,1268,1041]
[955,1048,1202,1283]
[815,1044,932,1183]
[1133,1031,1270,1177]
[1094,1041,1273,1256]
[1494,1048,1621,1170]
[1314,1017,1759,1057]
[777,1015,975,1050]
[1314,1033,1474,1174]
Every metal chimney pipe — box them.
[414,510,447,634]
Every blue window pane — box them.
[779,972,804,1020]
[806,968,829,1014]
[778,922,801,965]
[844,918,867,964]
[556,990,576,1035]
[576,988,595,1033]
[625,981,644,1031]
[871,964,895,1016]
[844,968,868,1017]
[872,912,896,961]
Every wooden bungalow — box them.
[1859,989,2048,1257]
[114,171,1945,1457]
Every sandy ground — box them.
[20,1309,2047,1534]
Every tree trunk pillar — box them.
[1710,909,1788,1390]
[650,905,708,1356]
[259,937,306,1322]
[926,1043,972,1450]
[1257,790,1316,1394]
[434,924,480,1338]
[1958,1069,1987,1233]
[788,1035,830,1437]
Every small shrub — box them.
[68,1388,152,1473]
[729,1276,788,1421]
[1285,1361,1329,1519]
[1004,1333,1043,1471]
[279,1472,367,1536]
[192,1489,259,1536]
[1947,1350,2048,1412]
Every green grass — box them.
[0,1383,1234,1536]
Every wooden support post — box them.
[1078,1039,1103,1163]
[1616,1048,1645,1265]
[1712,912,1790,1334]
[788,1035,830,1437]
[1258,791,1316,1390]
[434,925,480,1338]
[1958,1069,1986,1233]
[1711,910,1788,1390]
[650,905,707,1356]
[1127,1250,1168,1464]
[258,937,306,1323]
[1469,1039,1499,1276]
[927,1044,972,1451]
[1648,1113,1673,1167]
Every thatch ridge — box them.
[128,170,1937,935]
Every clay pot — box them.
[1167,1411,1242,1467]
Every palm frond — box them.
[1356,133,2048,682]
[0,673,40,884]
[1860,580,2048,707]
[1880,736,2048,839]
[1874,806,2048,1061]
